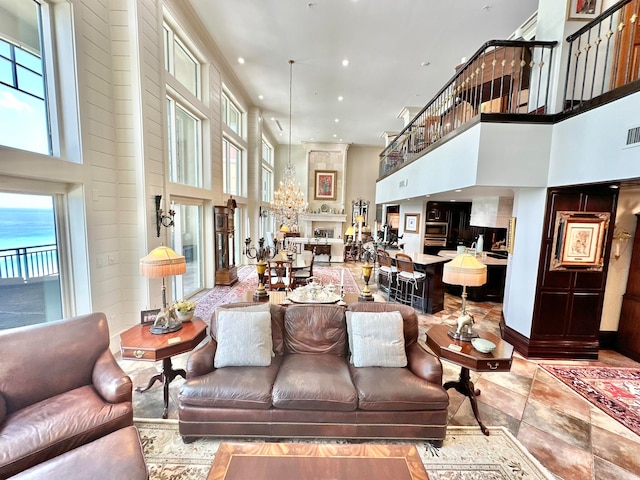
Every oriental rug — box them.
[135,419,554,480]
[194,265,359,323]
[540,364,640,437]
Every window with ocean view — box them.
[0,192,62,329]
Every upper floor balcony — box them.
[378,0,640,184]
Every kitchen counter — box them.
[437,250,508,266]
[389,251,449,266]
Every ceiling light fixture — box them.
[271,60,307,229]
[342,59,349,67]
[237,57,245,64]
[338,96,344,101]
[334,118,339,123]
[258,94,264,100]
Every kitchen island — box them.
[388,251,449,313]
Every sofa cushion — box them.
[0,386,133,478]
[214,303,286,355]
[346,311,407,367]
[179,357,282,410]
[272,354,357,411]
[349,365,449,411]
[214,311,273,368]
[347,303,419,348]
[284,305,347,355]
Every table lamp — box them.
[140,245,187,334]
[345,225,355,243]
[442,253,487,341]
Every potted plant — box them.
[173,300,196,322]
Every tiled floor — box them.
[118,261,640,480]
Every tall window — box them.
[167,97,201,187]
[0,0,51,155]
[261,139,274,202]
[163,23,199,98]
[0,192,62,329]
[222,94,242,136]
[222,138,243,196]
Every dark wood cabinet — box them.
[617,214,640,362]
[214,205,238,286]
[424,202,471,253]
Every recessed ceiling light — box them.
[334,118,339,123]
[342,59,349,67]
[333,134,337,138]
[310,137,314,141]
[237,57,245,64]
[450,199,456,202]
[258,95,264,100]
[338,96,344,102]
[455,189,462,192]
[270,117,275,121]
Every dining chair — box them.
[267,260,293,291]
[293,252,315,288]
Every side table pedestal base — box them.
[443,366,489,436]
[135,357,185,419]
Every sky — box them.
[0,192,52,209]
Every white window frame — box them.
[222,92,243,138]
[167,95,203,188]
[261,138,274,203]
[222,137,244,196]
[163,20,201,100]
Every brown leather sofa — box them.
[0,313,136,479]
[178,302,449,444]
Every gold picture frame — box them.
[506,217,516,254]
[314,170,337,200]
[404,213,420,233]
[550,211,610,271]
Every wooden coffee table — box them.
[426,323,514,436]
[207,442,429,480]
[120,318,207,419]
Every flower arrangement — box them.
[173,300,196,313]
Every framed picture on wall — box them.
[566,0,602,21]
[314,170,337,200]
[404,213,420,233]
[550,211,610,271]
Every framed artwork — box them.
[404,213,420,233]
[314,170,337,200]
[140,308,160,325]
[506,217,517,254]
[550,211,610,271]
[567,0,602,21]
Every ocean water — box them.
[0,208,56,251]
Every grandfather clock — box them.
[214,204,238,286]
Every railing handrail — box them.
[0,244,59,280]
[566,0,633,41]
[380,39,558,159]
[0,244,57,254]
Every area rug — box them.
[194,265,359,322]
[540,364,640,437]
[135,419,554,480]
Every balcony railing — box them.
[379,39,557,178]
[564,0,640,111]
[0,244,59,281]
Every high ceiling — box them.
[189,0,539,148]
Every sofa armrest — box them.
[186,339,217,378]
[406,343,443,385]
[92,350,133,403]
[0,392,6,425]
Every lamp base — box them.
[358,292,374,302]
[253,283,269,299]
[150,323,183,335]
[447,328,479,341]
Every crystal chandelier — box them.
[271,60,307,228]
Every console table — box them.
[304,243,332,262]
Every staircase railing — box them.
[564,0,640,111]
[379,39,557,179]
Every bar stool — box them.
[395,253,427,312]
[376,249,397,301]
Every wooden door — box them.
[611,2,640,89]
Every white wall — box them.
[502,187,547,337]
[345,146,379,224]
[398,200,426,255]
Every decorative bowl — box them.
[471,338,496,353]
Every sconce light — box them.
[612,227,632,260]
[155,195,175,237]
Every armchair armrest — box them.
[92,350,133,404]
[406,343,443,385]
[0,392,6,426]
[186,339,217,378]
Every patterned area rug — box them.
[541,365,640,437]
[136,419,554,480]
[194,265,359,323]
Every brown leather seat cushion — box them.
[0,386,133,478]
[9,426,147,480]
[349,365,449,411]
[272,354,357,411]
[179,357,283,410]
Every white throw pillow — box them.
[214,310,273,368]
[346,311,407,367]
[214,301,270,324]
